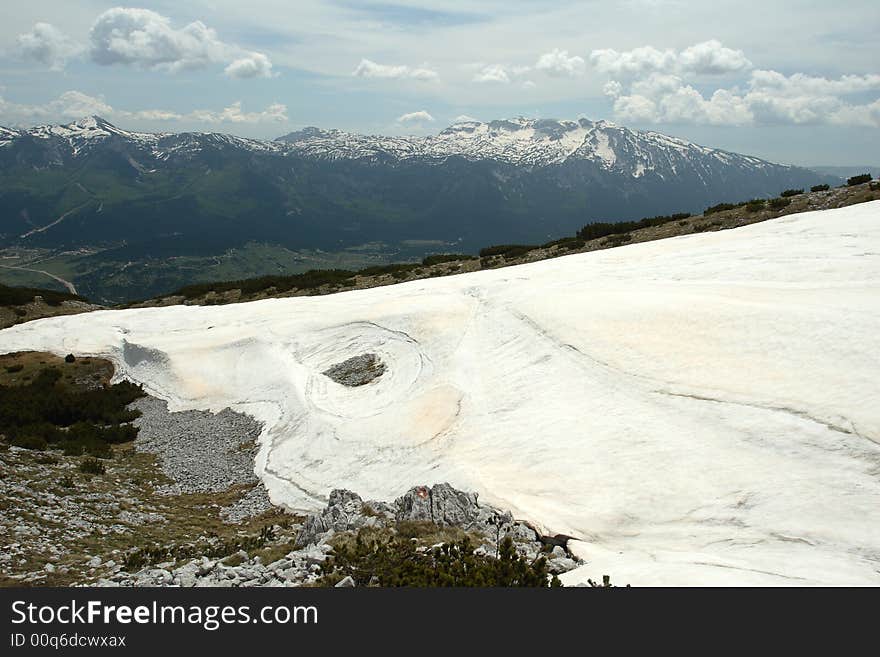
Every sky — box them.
[0,0,878,166]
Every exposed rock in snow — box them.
[322,353,386,387]
[2,202,880,585]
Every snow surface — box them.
[2,202,879,586]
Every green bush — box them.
[478,244,537,259]
[9,434,48,450]
[704,202,737,215]
[811,184,830,192]
[421,254,477,267]
[769,197,791,210]
[578,213,691,242]
[746,200,766,213]
[604,233,633,246]
[4,365,24,373]
[780,188,803,197]
[847,173,872,186]
[78,458,106,475]
[0,368,144,455]
[321,534,560,587]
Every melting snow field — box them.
[2,202,879,586]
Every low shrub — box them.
[577,213,691,242]
[811,184,830,192]
[847,173,872,186]
[4,365,23,373]
[320,534,560,587]
[704,202,737,215]
[78,458,106,475]
[9,434,47,450]
[745,200,766,213]
[421,254,477,267]
[780,188,803,197]
[769,197,792,210]
[478,244,537,259]
[604,233,632,246]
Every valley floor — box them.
[1,201,879,585]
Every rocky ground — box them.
[0,298,101,331]
[1,351,580,587]
[101,484,582,587]
[130,396,272,521]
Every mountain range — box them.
[0,115,834,300]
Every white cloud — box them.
[521,80,537,90]
[452,114,479,123]
[603,80,623,98]
[678,40,751,75]
[396,110,435,124]
[473,64,511,83]
[0,90,113,122]
[535,48,585,77]
[189,101,288,124]
[16,23,83,71]
[591,41,750,77]
[606,71,880,127]
[225,52,275,79]
[352,58,437,81]
[0,91,287,126]
[88,7,272,78]
[749,70,880,96]
[590,45,677,77]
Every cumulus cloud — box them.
[0,91,287,126]
[590,41,749,77]
[88,7,273,78]
[188,101,288,124]
[16,23,83,71]
[590,45,676,77]
[535,48,585,77]
[396,110,435,124]
[606,71,880,127]
[453,114,479,123]
[472,64,512,83]
[679,40,751,75]
[353,58,437,81]
[225,52,275,79]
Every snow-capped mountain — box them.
[276,117,776,178]
[0,114,833,302]
[5,115,790,180]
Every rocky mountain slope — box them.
[1,116,831,260]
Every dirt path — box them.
[19,200,92,239]
[0,264,78,295]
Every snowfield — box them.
[2,202,879,586]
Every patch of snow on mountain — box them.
[2,201,879,586]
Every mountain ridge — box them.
[0,114,835,302]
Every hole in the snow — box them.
[322,353,386,387]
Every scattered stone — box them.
[131,396,271,520]
[334,575,356,588]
